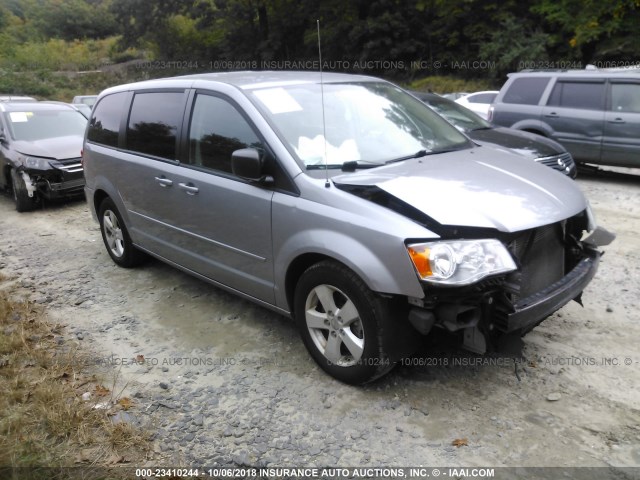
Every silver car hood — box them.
[13,135,83,160]
[332,147,586,232]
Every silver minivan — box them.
[489,69,640,168]
[83,71,613,384]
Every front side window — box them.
[503,77,550,105]
[249,82,470,168]
[611,83,640,113]
[87,92,127,147]
[547,81,605,110]
[126,92,184,160]
[188,94,263,173]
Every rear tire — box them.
[98,197,145,268]
[294,261,396,384]
[10,169,37,212]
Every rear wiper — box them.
[306,161,383,171]
[384,149,428,165]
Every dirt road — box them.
[1,168,639,473]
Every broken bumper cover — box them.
[503,250,600,333]
[45,176,85,197]
[25,168,85,199]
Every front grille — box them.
[536,152,575,174]
[56,157,83,173]
[508,223,565,301]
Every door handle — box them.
[178,183,199,195]
[154,176,173,187]
[608,118,625,124]
[544,112,558,118]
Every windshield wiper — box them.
[340,160,382,172]
[384,149,428,165]
[306,160,383,171]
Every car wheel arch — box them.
[93,189,110,216]
[97,196,146,267]
[510,119,554,138]
[285,252,337,315]
[91,186,132,227]
[522,128,547,137]
[281,238,422,314]
[292,259,397,384]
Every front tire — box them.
[98,197,145,268]
[10,169,37,212]
[294,261,396,384]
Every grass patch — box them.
[0,288,151,472]
[405,75,496,94]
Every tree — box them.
[479,14,550,78]
[111,0,222,60]
[533,0,640,64]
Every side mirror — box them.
[231,148,273,184]
[0,130,6,144]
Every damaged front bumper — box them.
[498,249,599,334]
[406,225,615,354]
[20,158,85,199]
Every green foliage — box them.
[0,0,639,103]
[479,14,550,78]
[0,71,55,97]
[532,0,640,62]
[4,0,639,73]
[0,67,150,101]
[407,76,494,94]
[31,0,117,40]
[1,37,116,71]
[110,0,223,60]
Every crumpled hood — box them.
[332,146,586,233]
[13,135,83,160]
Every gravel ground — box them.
[0,167,639,472]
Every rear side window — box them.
[188,94,263,174]
[502,77,550,105]
[126,92,184,160]
[87,92,127,147]
[547,81,605,110]
[611,83,640,113]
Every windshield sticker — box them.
[9,112,29,123]
[254,88,303,114]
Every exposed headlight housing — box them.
[19,155,53,171]
[407,239,517,286]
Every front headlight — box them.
[407,239,517,286]
[19,155,52,170]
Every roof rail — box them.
[589,64,640,72]
[518,68,580,73]
[519,64,640,74]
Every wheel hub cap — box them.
[304,284,364,367]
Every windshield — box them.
[249,82,471,168]
[423,97,491,132]
[4,109,87,142]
